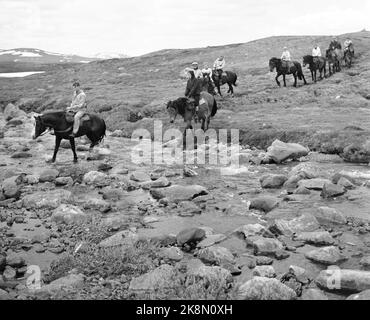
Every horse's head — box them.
[166,100,177,123]
[269,58,278,72]
[302,55,310,67]
[31,115,47,139]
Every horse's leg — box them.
[228,83,234,96]
[314,70,317,83]
[201,118,205,131]
[283,74,287,87]
[275,73,281,87]
[69,137,78,163]
[51,135,62,163]
[217,84,222,97]
[206,117,210,131]
[311,70,314,82]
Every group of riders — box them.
[280,37,355,72]
[65,38,355,134]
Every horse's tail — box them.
[211,98,217,117]
[233,74,238,87]
[96,118,106,144]
[296,63,303,80]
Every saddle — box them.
[65,111,90,124]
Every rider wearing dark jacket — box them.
[185,69,202,107]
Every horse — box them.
[211,69,238,97]
[32,111,106,163]
[269,58,307,87]
[325,48,342,75]
[302,55,327,82]
[344,45,355,68]
[166,91,217,132]
[200,74,217,95]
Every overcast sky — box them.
[0,0,369,57]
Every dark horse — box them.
[344,44,355,68]
[167,91,217,131]
[303,55,327,82]
[269,58,307,87]
[32,111,106,163]
[200,74,217,95]
[212,70,238,97]
[326,48,343,74]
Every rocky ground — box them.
[1,102,370,300]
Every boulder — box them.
[260,174,287,189]
[197,246,235,265]
[22,190,72,209]
[82,198,111,213]
[301,288,328,300]
[99,229,138,248]
[24,175,39,185]
[237,277,297,300]
[294,231,335,246]
[83,171,110,187]
[34,273,85,295]
[314,207,347,225]
[159,247,184,262]
[265,140,309,164]
[140,177,170,189]
[3,266,16,281]
[233,223,273,239]
[150,185,208,203]
[177,201,202,216]
[316,269,370,293]
[1,176,22,199]
[5,253,26,268]
[269,214,320,236]
[176,228,206,246]
[252,266,276,278]
[51,204,87,224]
[55,177,73,186]
[297,178,332,190]
[337,177,355,190]
[305,246,347,265]
[250,196,279,213]
[248,237,284,256]
[38,169,59,182]
[321,183,346,199]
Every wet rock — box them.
[130,171,151,182]
[249,237,284,256]
[129,264,179,292]
[301,288,328,300]
[256,257,274,266]
[260,174,287,189]
[99,229,138,248]
[24,175,39,185]
[253,266,276,278]
[10,152,32,159]
[51,204,87,225]
[337,177,355,190]
[316,269,370,293]
[237,277,297,300]
[101,187,125,201]
[176,228,206,247]
[3,266,16,281]
[314,207,347,225]
[22,190,72,209]
[196,234,227,248]
[341,143,370,164]
[264,140,309,164]
[34,273,85,295]
[1,176,22,199]
[83,198,111,213]
[83,171,110,187]
[270,214,320,236]
[39,169,59,182]
[347,290,370,300]
[4,103,26,121]
[233,224,273,239]
[293,186,311,195]
[159,247,184,262]
[289,163,319,179]
[305,246,347,265]
[297,178,332,190]
[322,183,347,200]
[150,185,208,203]
[250,196,279,213]
[294,231,335,246]
[197,246,235,265]
[183,167,198,177]
[55,177,73,186]
[140,177,170,190]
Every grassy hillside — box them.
[1,30,370,152]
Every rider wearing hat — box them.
[67,81,87,138]
[330,37,342,50]
[281,47,293,71]
[213,56,225,78]
[191,62,203,79]
[184,68,202,122]
[312,44,322,66]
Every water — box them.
[0,71,45,78]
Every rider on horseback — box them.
[213,56,225,78]
[191,62,203,79]
[344,38,353,53]
[185,68,202,123]
[312,44,322,67]
[330,37,342,50]
[67,81,87,138]
[281,47,293,72]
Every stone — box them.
[55,177,73,186]
[197,246,235,265]
[51,204,87,225]
[297,178,332,190]
[34,273,85,295]
[294,231,335,246]
[250,196,279,213]
[360,256,370,268]
[293,186,311,195]
[83,198,111,213]
[260,174,287,188]
[159,247,184,262]
[24,175,39,185]
[305,246,347,265]
[314,207,347,225]
[129,264,179,292]
[31,232,51,244]
[129,171,151,182]
[83,171,110,187]
[99,229,138,248]
[1,176,21,199]
[237,277,297,300]
[177,201,201,216]
[22,190,72,209]
[5,253,26,268]
[150,185,208,203]
[270,214,320,236]
[183,167,198,177]
[10,152,32,159]
[196,234,227,248]
[347,290,370,300]
[4,103,26,121]
[321,183,346,199]
[39,169,59,182]
[0,288,11,300]
[256,257,274,266]
[101,187,125,201]
[316,269,370,293]
[140,177,170,189]
[253,266,276,278]
[301,288,328,300]
[337,177,355,190]
[3,266,17,281]
[233,224,273,239]
[248,237,284,256]
[186,265,232,287]
[265,140,309,164]
[176,228,206,246]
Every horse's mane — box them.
[171,97,188,116]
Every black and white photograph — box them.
[1,0,370,305]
